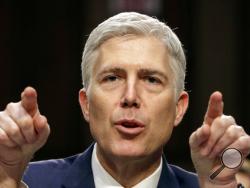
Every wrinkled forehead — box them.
[92,35,173,75]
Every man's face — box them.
[79,35,188,160]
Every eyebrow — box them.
[98,67,125,75]
[97,66,169,81]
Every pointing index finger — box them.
[21,86,39,117]
[204,91,224,125]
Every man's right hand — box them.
[0,87,50,187]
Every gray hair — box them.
[81,12,186,96]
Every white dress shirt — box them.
[92,144,162,188]
[21,143,162,188]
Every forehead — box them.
[93,35,172,75]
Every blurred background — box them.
[0,0,249,171]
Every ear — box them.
[79,88,90,122]
[174,91,189,126]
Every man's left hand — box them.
[189,91,250,188]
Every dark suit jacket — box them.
[23,144,199,188]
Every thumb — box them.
[21,86,39,117]
[204,91,224,125]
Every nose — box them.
[120,79,140,108]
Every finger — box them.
[209,125,245,158]
[21,87,39,117]
[204,91,224,125]
[0,112,26,146]
[33,115,48,133]
[33,115,50,149]
[15,115,36,144]
[228,135,250,157]
[203,115,235,156]
[5,104,36,144]
[189,124,210,152]
[0,127,16,147]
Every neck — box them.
[96,145,162,187]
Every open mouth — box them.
[114,119,145,136]
[122,121,140,127]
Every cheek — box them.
[149,94,176,122]
[88,92,110,141]
[88,92,109,123]
[148,98,176,140]
[87,87,120,131]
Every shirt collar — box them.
[91,143,162,188]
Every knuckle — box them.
[222,115,236,124]
[225,115,235,122]
[213,115,235,129]
[0,134,15,147]
[5,102,15,111]
[5,102,20,117]
[225,126,236,140]
[238,135,250,144]
[0,129,8,142]
[40,115,48,124]
[0,111,5,120]
[235,125,245,134]
[236,136,250,154]
[0,111,10,122]
[19,117,33,130]
[41,115,48,124]
[240,125,246,132]
[213,117,227,128]
[8,126,20,137]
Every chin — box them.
[110,142,149,159]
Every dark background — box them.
[0,0,249,171]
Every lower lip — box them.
[115,125,145,136]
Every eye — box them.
[103,75,120,82]
[144,76,162,84]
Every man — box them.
[0,12,249,188]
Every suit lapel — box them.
[157,156,180,188]
[62,144,95,188]
[61,145,181,188]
